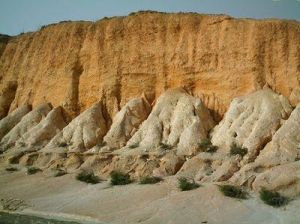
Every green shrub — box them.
[139,176,163,184]
[178,177,200,191]
[219,185,248,199]
[198,138,218,153]
[230,143,248,157]
[259,189,288,207]
[26,167,42,175]
[159,143,173,150]
[110,171,132,185]
[76,171,100,184]
[129,143,139,149]
[59,142,68,147]
[5,167,18,172]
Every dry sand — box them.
[0,164,299,224]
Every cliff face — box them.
[0,12,300,120]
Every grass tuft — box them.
[26,167,42,175]
[178,177,200,191]
[159,143,173,150]
[76,171,100,184]
[198,138,218,153]
[58,142,68,147]
[219,184,248,199]
[128,143,139,149]
[230,143,248,157]
[110,171,132,185]
[5,167,18,172]
[259,189,288,207]
[139,176,163,184]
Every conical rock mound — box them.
[15,106,67,149]
[0,105,31,141]
[43,101,108,153]
[126,88,215,156]
[230,104,300,196]
[211,87,292,162]
[103,96,151,149]
[0,103,52,151]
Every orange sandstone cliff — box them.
[0,12,300,120]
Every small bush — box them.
[59,142,68,147]
[110,171,132,185]
[178,177,200,191]
[5,167,18,172]
[159,143,173,150]
[26,167,42,175]
[76,171,100,184]
[219,185,248,199]
[198,138,218,153]
[129,143,139,149]
[259,189,288,207]
[230,143,248,157]
[139,176,163,184]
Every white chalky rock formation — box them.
[230,104,300,196]
[103,96,151,149]
[126,88,215,155]
[43,101,108,153]
[0,103,52,151]
[0,105,31,141]
[15,107,67,149]
[211,87,292,162]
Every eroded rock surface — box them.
[211,87,292,162]
[103,96,151,149]
[16,106,67,149]
[230,104,300,196]
[0,105,31,141]
[126,88,215,155]
[43,101,108,153]
[0,103,52,151]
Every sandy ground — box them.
[0,165,299,224]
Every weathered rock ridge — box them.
[0,12,300,121]
[0,86,299,197]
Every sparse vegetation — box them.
[129,143,139,149]
[110,171,132,185]
[5,167,18,172]
[58,142,68,147]
[259,189,288,207]
[139,176,163,184]
[198,138,218,153]
[159,143,173,150]
[230,143,248,157]
[178,177,200,191]
[219,184,248,199]
[26,167,42,175]
[76,171,100,184]
[97,142,107,148]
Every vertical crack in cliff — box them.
[0,81,18,119]
[69,59,83,117]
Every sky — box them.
[0,0,300,36]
